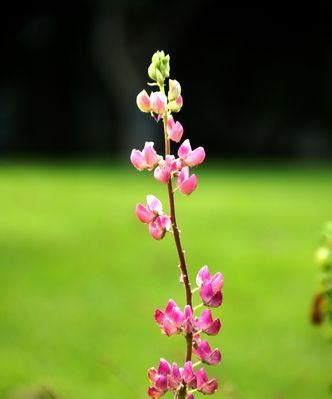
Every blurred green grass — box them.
[0,163,331,399]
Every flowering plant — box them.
[131,50,224,398]
[311,221,332,329]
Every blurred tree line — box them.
[0,0,331,159]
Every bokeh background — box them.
[1,1,332,399]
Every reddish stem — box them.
[163,113,193,363]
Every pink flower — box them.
[196,368,218,395]
[136,195,171,240]
[176,166,197,195]
[178,139,206,167]
[136,89,151,113]
[148,359,197,398]
[149,215,172,240]
[154,155,173,184]
[130,142,159,171]
[167,116,184,142]
[150,91,167,115]
[148,358,172,398]
[154,299,185,336]
[182,305,196,333]
[197,309,221,336]
[181,361,197,388]
[196,266,224,308]
[194,340,221,365]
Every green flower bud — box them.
[168,79,181,101]
[148,63,157,81]
[167,94,183,113]
[148,50,170,82]
[156,69,164,86]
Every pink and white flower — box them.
[167,115,184,142]
[130,142,160,171]
[196,266,224,307]
[150,91,167,115]
[136,89,151,113]
[176,166,197,195]
[178,139,206,167]
[193,340,221,365]
[136,195,171,240]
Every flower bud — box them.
[148,50,170,83]
[150,92,167,115]
[167,116,183,143]
[167,95,183,113]
[136,90,151,113]
[168,79,181,101]
[148,63,157,81]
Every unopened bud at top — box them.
[148,50,170,83]
[168,79,181,101]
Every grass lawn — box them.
[0,162,331,399]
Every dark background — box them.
[1,0,332,159]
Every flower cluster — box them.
[130,51,224,398]
[152,266,223,397]
[311,222,332,326]
[148,358,217,398]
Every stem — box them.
[161,109,193,363]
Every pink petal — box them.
[211,272,224,291]
[130,149,147,170]
[136,203,154,223]
[147,386,163,398]
[136,89,151,113]
[168,117,184,143]
[150,92,167,114]
[157,215,172,231]
[177,166,189,187]
[196,266,211,287]
[154,165,171,184]
[165,299,177,316]
[195,340,212,361]
[196,368,208,388]
[178,174,197,195]
[143,142,158,168]
[148,367,158,383]
[163,319,178,336]
[200,283,215,306]
[208,291,223,308]
[178,139,192,159]
[146,195,163,214]
[158,358,171,375]
[206,348,221,365]
[171,306,185,327]
[182,361,196,385]
[197,309,213,329]
[200,378,218,394]
[204,319,221,336]
[154,309,165,325]
[185,147,206,167]
[149,221,166,240]
[155,375,167,391]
